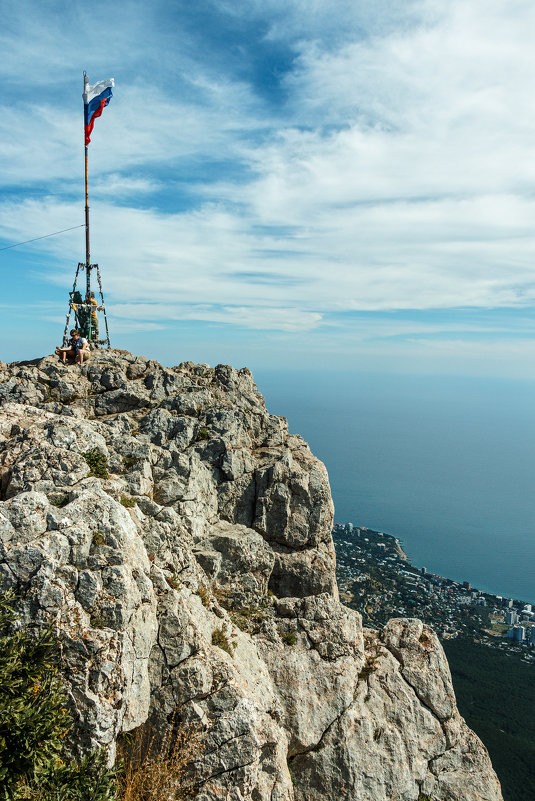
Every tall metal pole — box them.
[83,72,91,298]
[85,145,90,267]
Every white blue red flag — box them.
[83,78,114,145]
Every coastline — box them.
[336,520,534,611]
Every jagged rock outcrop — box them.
[0,350,502,801]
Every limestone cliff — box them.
[0,350,502,801]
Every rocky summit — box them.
[0,350,502,801]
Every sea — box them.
[255,369,535,606]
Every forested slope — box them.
[443,638,535,801]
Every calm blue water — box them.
[255,370,535,606]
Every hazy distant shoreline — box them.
[338,519,532,608]
[257,369,535,607]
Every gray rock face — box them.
[0,350,502,800]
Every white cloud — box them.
[3,187,535,330]
[110,302,322,332]
[3,0,535,348]
[91,174,162,198]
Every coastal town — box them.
[333,522,535,663]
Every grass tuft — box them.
[118,715,205,800]
[211,627,234,656]
[282,632,297,646]
[195,584,211,608]
[166,574,181,590]
[230,603,271,635]
[195,582,233,609]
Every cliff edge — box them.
[0,350,502,801]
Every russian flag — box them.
[83,78,114,145]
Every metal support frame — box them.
[62,262,111,349]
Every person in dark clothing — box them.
[55,329,91,364]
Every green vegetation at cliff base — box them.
[443,638,535,801]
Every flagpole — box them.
[83,72,91,298]
[85,143,90,268]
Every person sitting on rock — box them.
[55,329,91,364]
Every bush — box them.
[0,592,208,800]
[211,627,234,655]
[196,427,210,442]
[14,750,118,801]
[0,591,71,795]
[120,495,137,508]
[0,591,117,801]
[83,449,109,479]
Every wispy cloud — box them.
[2,0,535,371]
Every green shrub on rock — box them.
[14,750,118,801]
[282,632,296,646]
[83,449,109,479]
[211,626,234,655]
[0,591,71,795]
[0,591,117,801]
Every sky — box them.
[2,1,535,599]
[2,0,535,377]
